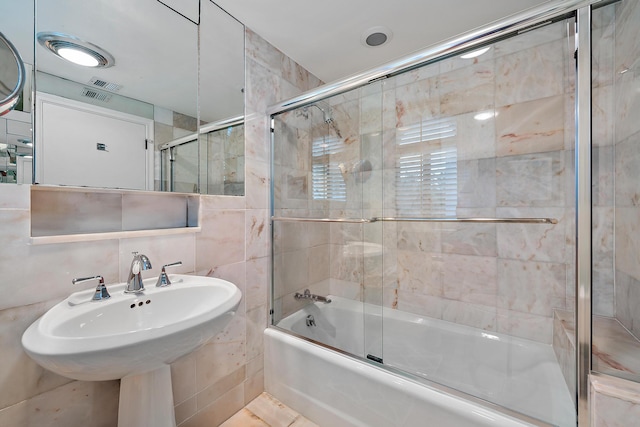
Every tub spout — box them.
[294,289,331,303]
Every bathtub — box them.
[266,296,575,427]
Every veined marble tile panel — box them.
[495,38,567,107]
[449,110,496,161]
[614,0,640,76]
[397,221,441,253]
[246,257,269,312]
[593,268,614,318]
[396,250,443,297]
[0,183,29,209]
[615,269,640,339]
[592,145,614,207]
[496,150,566,207]
[180,383,244,427]
[273,249,309,298]
[496,207,568,263]
[309,245,331,284]
[614,208,640,282]
[196,366,246,411]
[0,239,120,311]
[246,303,267,361]
[0,208,30,247]
[245,159,270,210]
[438,62,494,117]
[614,73,640,144]
[360,87,384,136]
[394,76,439,128]
[441,299,497,331]
[195,209,245,272]
[329,243,363,284]
[497,259,566,317]
[396,290,444,320]
[496,308,553,344]
[199,194,246,210]
[0,380,119,427]
[457,158,496,208]
[496,95,565,157]
[0,301,72,410]
[194,312,246,393]
[614,132,640,207]
[171,352,197,406]
[442,253,497,307]
[272,120,310,171]
[246,209,269,261]
[592,206,614,269]
[592,85,615,148]
[441,221,497,257]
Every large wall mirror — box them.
[0,0,244,195]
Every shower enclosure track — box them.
[271,216,558,224]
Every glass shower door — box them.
[270,84,385,364]
[379,17,577,426]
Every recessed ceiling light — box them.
[460,46,491,59]
[361,26,393,48]
[37,32,115,68]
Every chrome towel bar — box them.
[271,216,558,224]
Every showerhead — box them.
[310,101,333,124]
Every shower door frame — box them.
[268,0,606,425]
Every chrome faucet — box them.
[294,289,331,303]
[126,252,152,293]
[155,261,182,287]
[72,275,110,301]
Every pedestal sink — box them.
[22,274,242,427]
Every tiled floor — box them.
[220,393,319,427]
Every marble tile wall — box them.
[0,27,320,427]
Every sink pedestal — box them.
[118,364,176,427]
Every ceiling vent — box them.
[81,88,112,102]
[89,77,122,92]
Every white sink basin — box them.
[22,274,241,427]
[22,274,241,381]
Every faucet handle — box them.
[156,261,182,287]
[72,275,111,301]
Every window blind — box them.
[396,117,458,216]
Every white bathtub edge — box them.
[265,327,540,427]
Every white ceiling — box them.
[215,0,554,83]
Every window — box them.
[312,136,346,201]
[396,117,458,216]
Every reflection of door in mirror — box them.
[36,93,153,190]
[34,0,198,191]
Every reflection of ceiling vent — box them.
[88,77,122,92]
[81,88,112,102]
